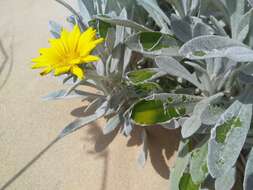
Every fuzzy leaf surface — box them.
[244,148,253,190]
[126,32,179,57]
[215,167,236,190]
[208,101,252,178]
[155,56,202,90]
[180,35,253,62]
[190,141,209,184]
[170,140,190,190]
[181,93,224,138]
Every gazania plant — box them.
[32,0,253,189]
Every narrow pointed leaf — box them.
[182,93,224,138]
[190,141,209,184]
[103,114,121,135]
[137,130,148,167]
[126,68,161,84]
[155,56,202,90]
[170,140,190,190]
[179,173,200,190]
[95,15,153,32]
[244,148,253,190]
[136,0,171,33]
[42,89,85,100]
[59,113,103,138]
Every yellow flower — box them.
[32,25,104,79]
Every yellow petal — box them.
[69,58,81,64]
[49,39,66,55]
[54,66,71,76]
[81,55,100,63]
[79,43,97,57]
[31,61,49,69]
[40,67,52,76]
[60,29,70,52]
[79,38,104,57]
[93,38,104,46]
[71,66,84,79]
[32,55,60,67]
[32,26,102,78]
[69,25,81,52]
[39,48,59,59]
[78,27,96,49]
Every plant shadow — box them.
[127,125,180,179]
[81,121,180,182]
[81,122,119,190]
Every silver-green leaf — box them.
[208,101,252,178]
[244,148,253,190]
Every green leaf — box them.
[236,9,253,42]
[95,15,153,32]
[42,89,92,101]
[140,32,162,50]
[209,16,227,36]
[125,32,179,57]
[229,0,245,39]
[179,35,253,62]
[179,173,200,190]
[167,0,186,17]
[208,101,252,178]
[103,114,121,135]
[134,82,162,95]
[181,93,224,138]
[131,99,185,125]
[78,0,95,18]
[78,0,94,24]
[190,141,209,185]
[170,140,191,190]
[215,167,236,190]
[58,113,102,138]
[215,117,242,143]
[201,102,227,125]
[137,130,148,167]
[130,93,201,126]
[170,14,193,42]
[98,19,113,38]
[136,0,171,33]
[49,20,62,38]
[155,56,203,90]
[126,68,159,84]
[244,148,253,190]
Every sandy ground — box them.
[0,1,179,190]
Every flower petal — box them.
[81,55,100,63]
[71,66,84,79]
[49,39,66,55]
[32,26,101,78]
[79,27,96,44]
[31,61,49,69]
[79,38,104,57]
[40,67,52,76]
[60,29,70,52]
[54,66,71,76]
[93,38,104,46]
[69,24,81,52]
